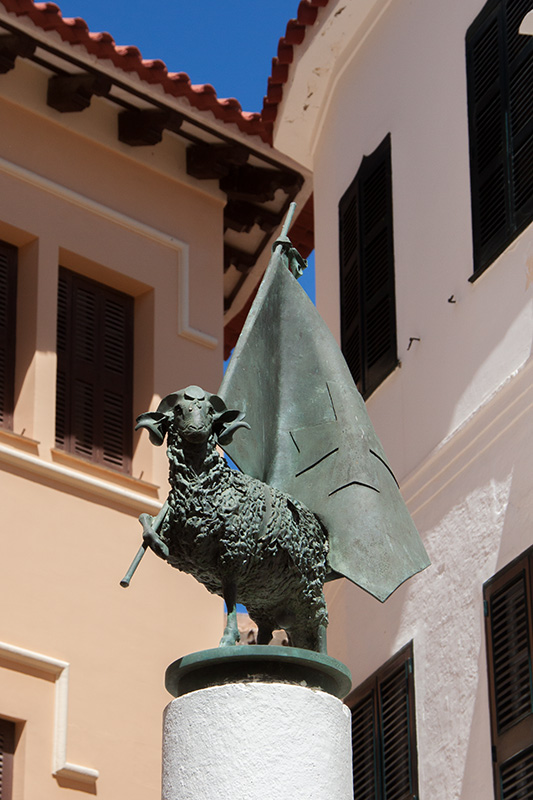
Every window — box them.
[0,241,17,430]
[484,547,533,799]
[466,0,533,277]
[345,643,419,800]
[0,718,15,800]
[55,267,133,472]
[339,134,397,399]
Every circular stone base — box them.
[165,645,352,699]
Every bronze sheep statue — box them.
[135,385,329,653]
[123,218,430,654]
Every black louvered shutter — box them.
[485,549,533,800]
[339,176,363,387]
[56,268,133,472]
[0,242,17,430]
[507,0,533,229]
[0,718,15,800]
[379,660,416,800]
[348,643,418,800]
[467,0,533,276]
[339,135,397,399]
[351,690,379,799]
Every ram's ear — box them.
[156,392,182,415]
[214,408,251,446]
[135,411,170,447]
[208,393,228,414]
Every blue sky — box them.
[53,0,300,113]
[55,0,316,301]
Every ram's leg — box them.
[288,592,328,653]
[316,591,328,654]
[219,584,240,647]
[317,622,328,654]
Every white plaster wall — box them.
[277,1,533,798]
[280,0,533,481]
[326,359,533,799]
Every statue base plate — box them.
[165,645,352,699]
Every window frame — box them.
[484,546,533,800]
[55,266,134,473]
[0,240,17,430]
[0,717,15,800]
[466,0,533,280]
[338,134,398,399]
[345,642,419,800]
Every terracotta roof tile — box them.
[1,0,269,140]
[276,41,294,65]
[285,19,306,46]
[266,79,283,105]
[1,0,330,144]
[261,0,331,134]
[270,60,289,84]
[297,2,319,26]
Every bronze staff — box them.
[120,501,168,587]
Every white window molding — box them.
[0,641,99,784]
[0,155,217,350]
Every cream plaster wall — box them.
[277,0,533,798]
[0,52,227,800]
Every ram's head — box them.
[135,385,250,446]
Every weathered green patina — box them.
[165,645,352,699]
[121,205,430,653]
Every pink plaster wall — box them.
[0,51,226,800]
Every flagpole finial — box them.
[271,202,307,277]
[280,202,297,239]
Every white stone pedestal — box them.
[162,681,353,800]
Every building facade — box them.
[2,0,531,796]
[274,0,533,797]
[0,2,310,798]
